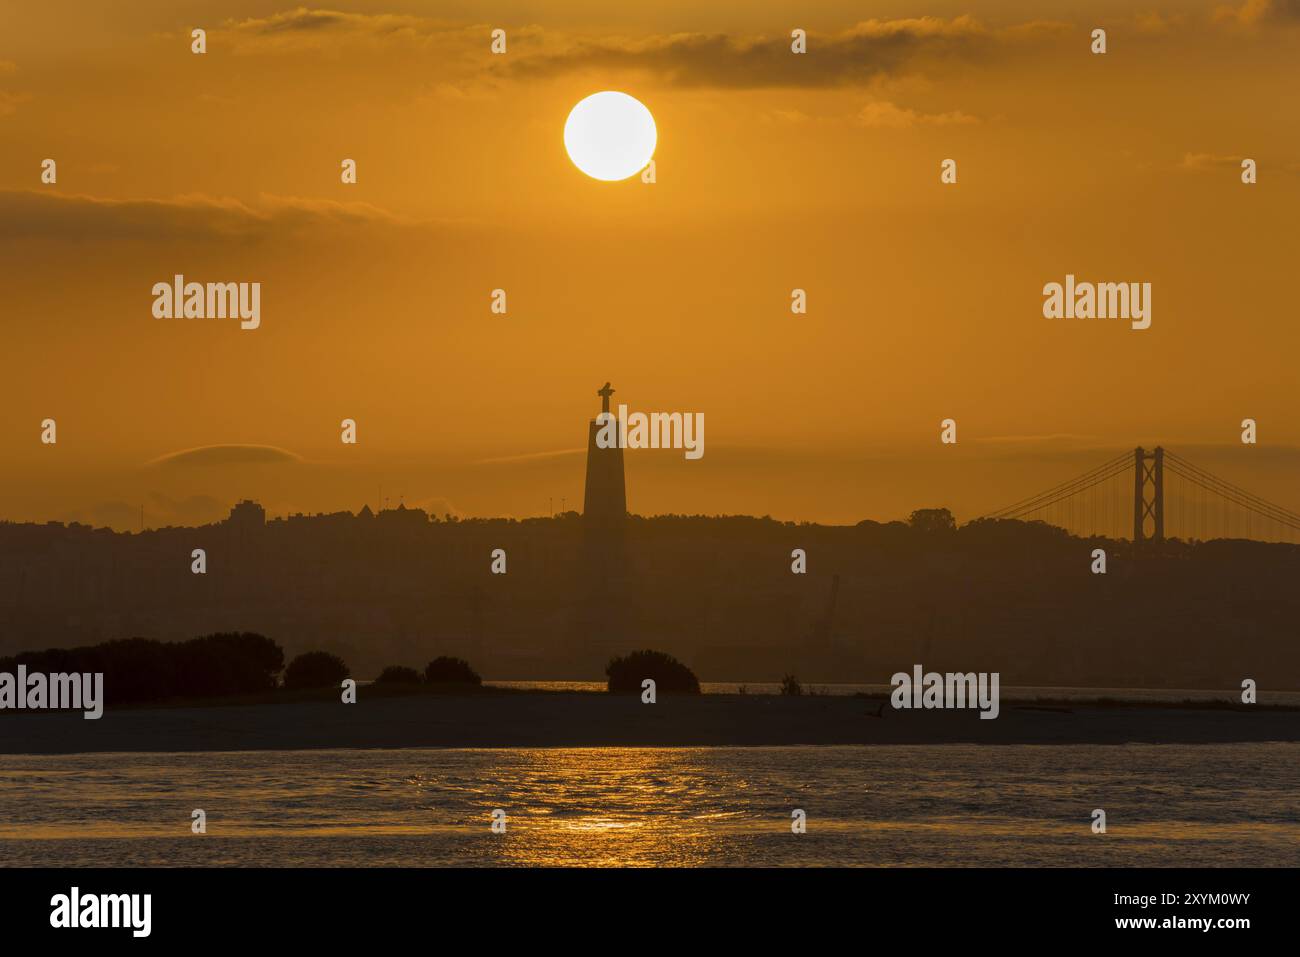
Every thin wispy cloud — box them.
[854,100,980,128]
[1213,0,1300,27]
[202,9,1071,88]
[474,448,585,466]
[0,190,443,243]
[507,17,1070,89]
[145,445,304,469]
[218,7,493,57]
[1179,152,1243,171]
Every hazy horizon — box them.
[3,1,1298,529]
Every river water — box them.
[1,743,1296,866]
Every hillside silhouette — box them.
[1,502,1297,689]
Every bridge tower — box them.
[1133,446,1164,542]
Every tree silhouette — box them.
[908,507,956,533]
[423,656,482,685]
[606,649,700,694]
[374,665,422,684]
[0,632,284,704]
[284,651,350,690]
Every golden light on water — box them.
[6,745,1299,866]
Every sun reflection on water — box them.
[1,744,1297,867]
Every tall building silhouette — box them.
[583,382,626,527]
[578,382,632,663]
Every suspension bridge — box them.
[980,447,1300,544]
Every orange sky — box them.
[1,1,1298,529]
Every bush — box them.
[423,656,482,685]
[374,665,422,684]
[175,632,284,698]
[0,632,284,705]
[284,651,350,691]
[606,649,700,695]
[779,674,803,696]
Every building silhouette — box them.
[583,382,626,528]
[578,382,632,662]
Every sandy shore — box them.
[2,692,1298,754]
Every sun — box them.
[564,91,657,182]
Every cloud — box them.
[219,7,488,57]
[228,7,426,38]
[249,193,419,227]
[1179,152,1244,171]
[854,100,980,128]
[220,11,1069,87]
[766,99,979,129]
[1181,153,1300,175]
[1213,0,1300,26]
[506,16,1069,89]
[145,445,303,469]
[1133,12,1177,33]
[0,190,435,243]
[1180,152,1300,174]
[473,447,585,466]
